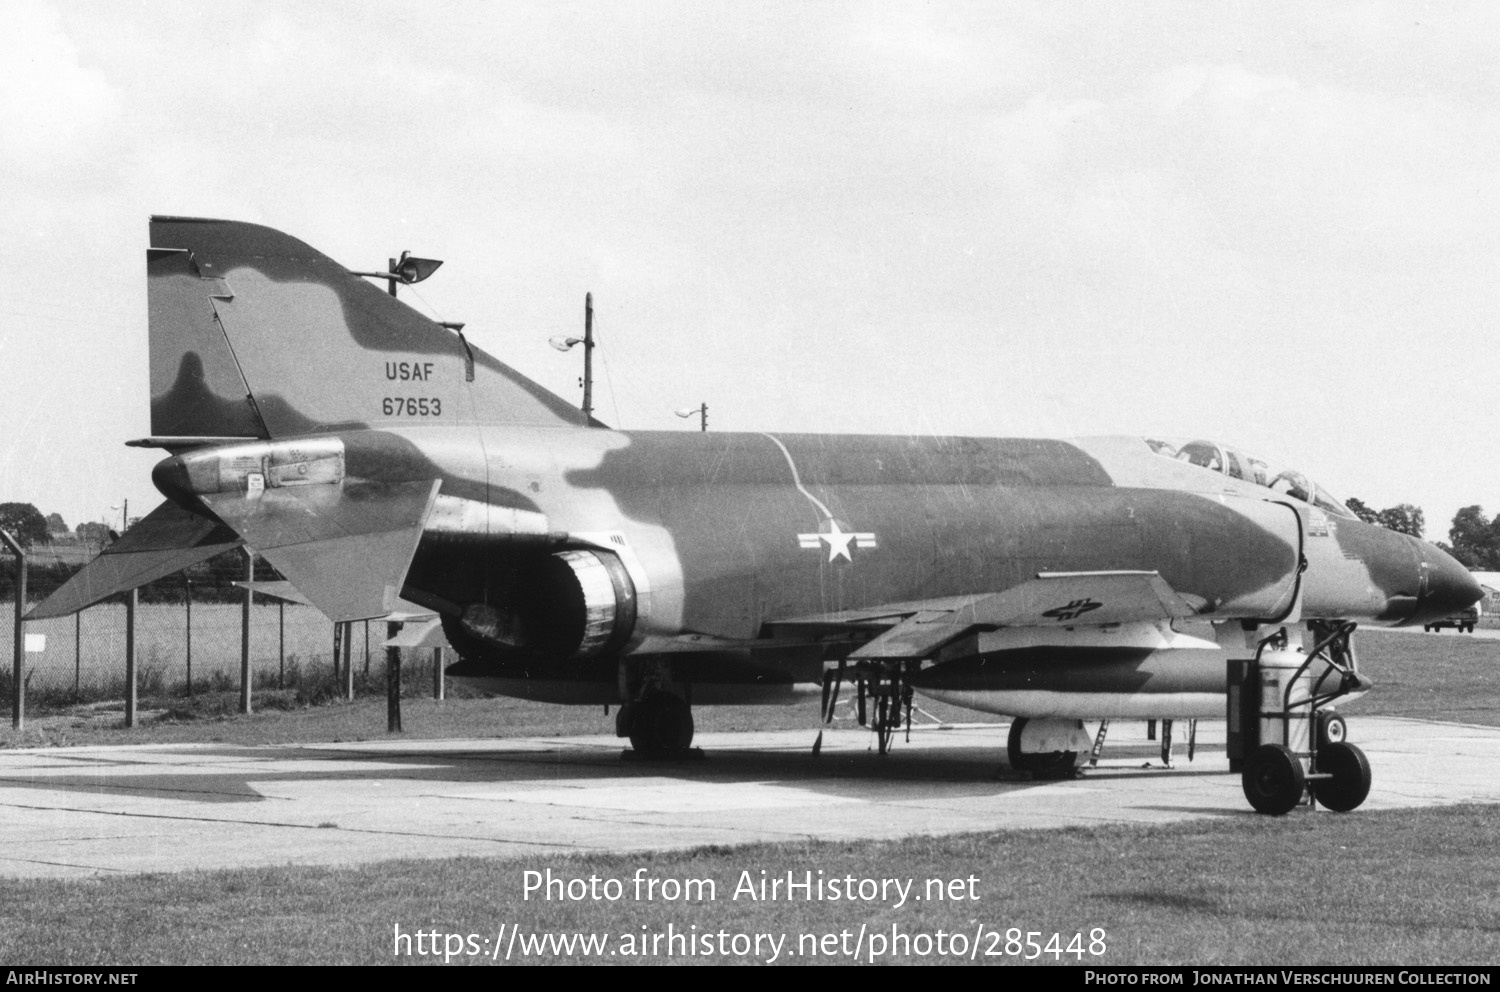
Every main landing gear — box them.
[1231,622,1372,815]
[615,659,698,760]
[619,690,695,757]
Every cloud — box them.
[0,1,121,183]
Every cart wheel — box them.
[1311,742,1372,812]
[1317,710,1348,746]
[1242,744,1305,815]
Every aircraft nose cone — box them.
[1414,543,1482,626]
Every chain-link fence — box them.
[1,544,454,715]
[0,597,455,711]
[1,599,343,703]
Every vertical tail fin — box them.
[147,216,588,438]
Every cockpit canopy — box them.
[1145,438,1355,520]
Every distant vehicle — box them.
[1424,605,1480,633]
[1424,582,1496,633]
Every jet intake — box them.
[457,549,637,660]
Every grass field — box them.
[0,807,1496,965]
[0,628,1496,965]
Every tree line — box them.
[0,502,111,547]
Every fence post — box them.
[240,549,253,715]
[185,575,193,696]
[344,621,355,701]
[386,621,402,732]
[3,531,26,731]
[74,610,80,700]
[125,588,137,728]
[432,647,444,701]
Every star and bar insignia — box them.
[797,519,877,562]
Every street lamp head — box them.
[392,251,443,285]
[550,336,583,352]
[674,408,696,418]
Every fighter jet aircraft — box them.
[31,218,1480,813]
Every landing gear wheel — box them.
[1006,717,1084,779]
[1317,710,1348,747]
[1242,743,1306,816]
[1311,742,1372,812]
[628,692,694,757]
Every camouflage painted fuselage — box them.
[359,423,1456,639]
[32,217,1479,725]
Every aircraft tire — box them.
[1317,710,1348,747]
[1242,744,1305,815]
[1006,718,1079,779]
[628,691,694,756]
[1311,742,1372,812]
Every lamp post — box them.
[349,251,444,297]
[109,499,128,535]
[549,292,595,422]
[675,403,708,431]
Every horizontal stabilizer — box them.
[26,501,242,619]
[231,580,314,607]
[202,479,440,622]
[232,581,440,622]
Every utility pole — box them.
[2,531,25,730]
[549,293,597,422]
[582,292,594,422]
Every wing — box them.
[763,571,1202,661]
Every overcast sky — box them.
[2,1,1496,539]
